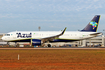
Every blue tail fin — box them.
[81,15,100,32]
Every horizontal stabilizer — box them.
[90,32,102,36]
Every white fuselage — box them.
[1,31,102,42]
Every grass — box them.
[0,49,105,70]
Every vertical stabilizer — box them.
[81,15,100,32]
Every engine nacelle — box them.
[32,39,41,46]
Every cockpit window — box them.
[5,34,10,36]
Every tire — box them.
[48,44,51,47]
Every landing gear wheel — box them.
[48,44,51,47]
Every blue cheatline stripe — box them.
[50,39,79,42]
[8,38,79,43]
[9,39,31,42]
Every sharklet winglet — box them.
[61,27,67,35]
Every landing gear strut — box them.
[7,42,10,47]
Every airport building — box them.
[0,33,104,47]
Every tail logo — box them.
[90,21,98,29]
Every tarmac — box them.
[0,47,105,50]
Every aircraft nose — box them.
[1,37,5,41]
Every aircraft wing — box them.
[41,27,67,43]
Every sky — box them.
[0,0,105,33]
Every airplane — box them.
[1,15,102,47]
